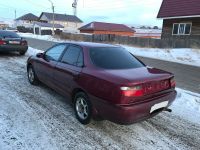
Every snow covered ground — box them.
[19,33,200,67]
[0,47,200,149]
[125,46,200,67]
[173,88,200,125]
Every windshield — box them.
[0,31,20,38]
[89,47,144,69]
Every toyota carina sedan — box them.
[27,42,177,125]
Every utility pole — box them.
[48,0,55,35]
[72,0,78,16]
[15,10,16,19]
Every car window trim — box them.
[60,44,84,68]
[129,52,146,67]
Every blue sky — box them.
[0,0,163,27]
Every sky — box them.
[0,0,163,27]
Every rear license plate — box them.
[9,41,20,44]
[150,101,168,113]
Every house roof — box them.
[79,22,135,32]
[34,22,64,28]
[157,0,200,18]
[39,12,83,23]
[15,13,38,21]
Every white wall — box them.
[15,20,34,28]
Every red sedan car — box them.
[27,42,177,125]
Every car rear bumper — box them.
[0,45,28,52]
[91,90,177,125]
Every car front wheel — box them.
[74,92,92,125]
[27,65,39,85]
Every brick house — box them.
[38,12,83,33]
[79,22,135,36]
[157,0,200,39]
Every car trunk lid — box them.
[104,67,174,102]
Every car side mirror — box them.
[36,53,44,58]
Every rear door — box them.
[34,44,67,87]
[53,45,84,95]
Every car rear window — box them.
[89,47,144,69]
[0,31,20,38]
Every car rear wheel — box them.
[74,92,92,125]
[27,65,39,85]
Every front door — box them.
[34,44,67,87]
[53,45,84,96]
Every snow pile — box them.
[26,47,43,56]
[134,29,162,34]
[134,29,161,38]
[172,88,200,124]
[124,46,200,67]
[18,33,56,41]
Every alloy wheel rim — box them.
[28,68,34,82]
[76,97,88,120]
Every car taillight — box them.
[0,39,6,45]
[170,78,176,88]
[121,85,144,97]
[21,40,27,46]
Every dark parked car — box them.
[27,42,177,125]
[0,30,28,55]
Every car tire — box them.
[19,51,26,55]
[27,65,39,85]
[74,92,92,125]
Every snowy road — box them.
[0,51,200,150]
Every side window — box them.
[61,46,83,67]
[45,44,66,61]
[173,24,179,35]
[172,23,192,35]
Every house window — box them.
[172,23,192,35]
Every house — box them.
[79,22,135,36]
[33,22,64,35]
[15,13,38,28]
[157,0,200,39]
[38,12,83,33]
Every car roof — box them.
[0,30,19,38]
[61,41,120,48]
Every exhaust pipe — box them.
[164,108,172,113]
